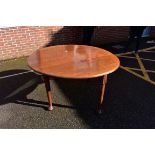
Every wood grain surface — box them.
[28,45,120,79]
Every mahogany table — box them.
[27,45,120,113]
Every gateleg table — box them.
[27,45,120,113]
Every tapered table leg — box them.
[97,75,108,114]
[42,75,53,111]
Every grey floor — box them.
[1,38,155,128]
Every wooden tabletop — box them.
[27,45,120,79]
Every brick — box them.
[0,26,155,61]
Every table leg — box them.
[42,75,53,111]
[97,75,108,114]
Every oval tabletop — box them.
[27,45,120,79]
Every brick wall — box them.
[0,26,61,60]
[0,26,83,61]
[92,26,129,45]
[0,26,155,60]
[150,27,155,37]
